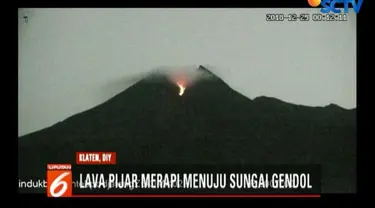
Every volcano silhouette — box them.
[18,65,356,193]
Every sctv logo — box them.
[308,0,363,13]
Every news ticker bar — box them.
[67,194,321,198]
[18,164,322,197]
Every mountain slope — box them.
[18,66,356,193]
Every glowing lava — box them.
[177,82,186,96]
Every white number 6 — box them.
[50,172,70,197]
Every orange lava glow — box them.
[177,82,186,96]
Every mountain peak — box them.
[197,65,214,74]
[18,65,356,193]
